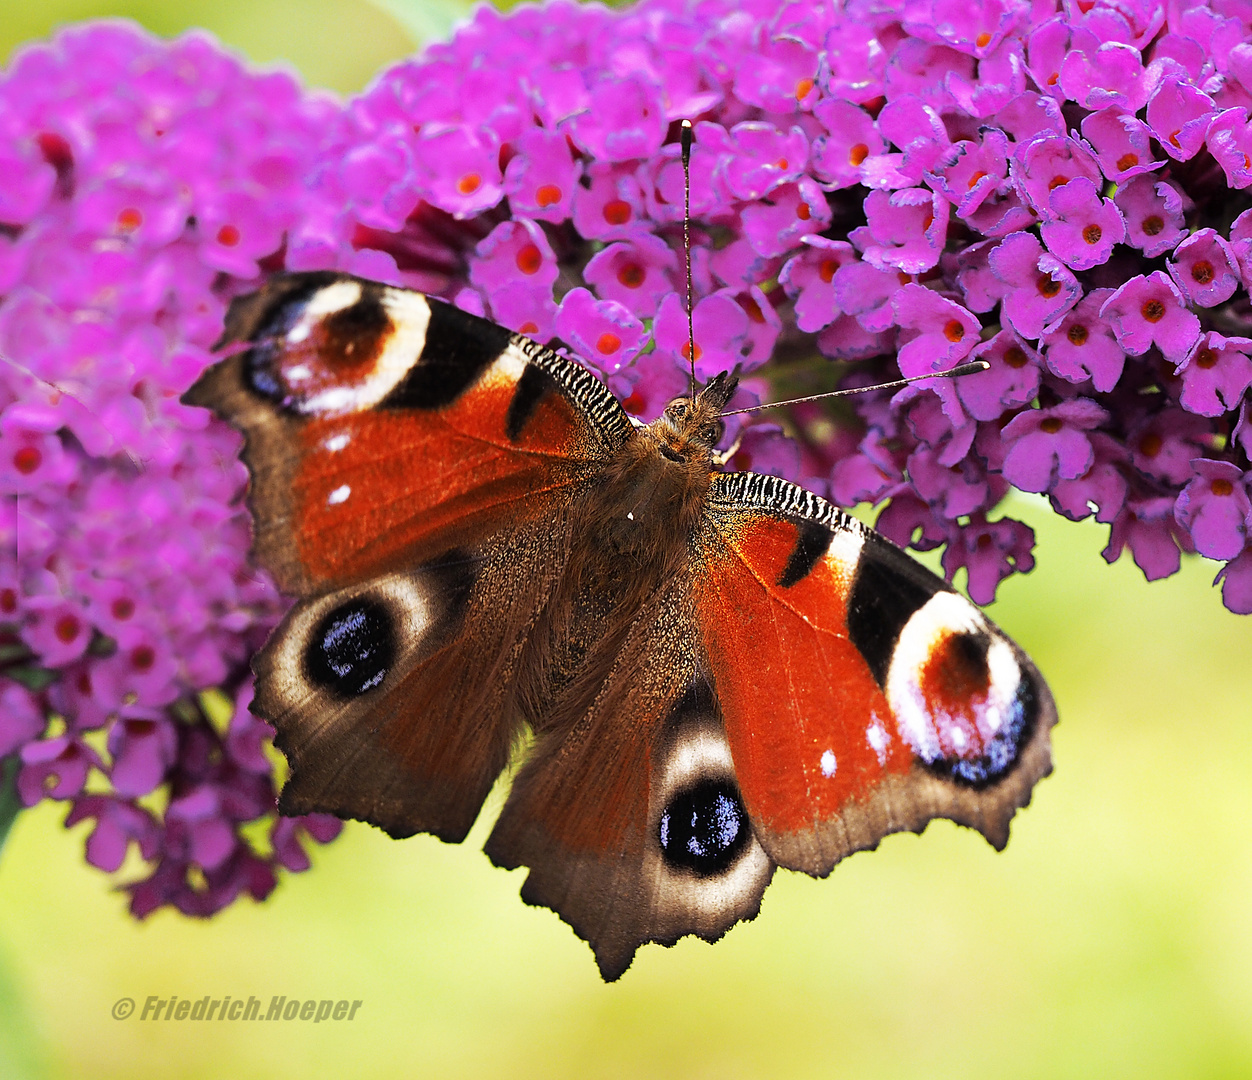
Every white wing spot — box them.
[327,485,351,506]
[286,363,312,382]
[627,511,634,520]
[820,749,837,777]
[949,726,967,750]
[324,433,350,452]
[866,719,889,766]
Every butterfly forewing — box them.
[697,471,1056,873]
[184,271,631,594]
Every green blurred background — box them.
[2,3,1251,1077]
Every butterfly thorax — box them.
[590,374,737,564]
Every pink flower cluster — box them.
[0,23,341,915]
[6,0,1252,916]
[285,0,1252,611]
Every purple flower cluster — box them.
[280,0,1252,612]
[0,23,341,915]
[7,0,1252,916]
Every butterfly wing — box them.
[484,574,774,981]
[185,271,631,595]
[183,272,634,840]
[693,471,1056,875]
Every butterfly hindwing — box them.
[695,471,1056,875]
[484,576,774,981]
[183,271,632,595]
[257,520,571,842]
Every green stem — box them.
[0,756,20,856]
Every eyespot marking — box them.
[658,779,750,876]
[305,598,396,698]
[886,592,1038,787]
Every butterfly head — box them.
[648,372,739,466]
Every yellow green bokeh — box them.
[1,4,1251,1077]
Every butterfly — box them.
[184,269,1056,980]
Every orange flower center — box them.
[13,446,41,474]
[515,243,542,275]
[603,199,631,225]
[617,263,645,288]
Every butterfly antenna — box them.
[718,360,991,417]
[681,119,696,405]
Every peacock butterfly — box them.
[183,268,1056,980]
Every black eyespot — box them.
[658,779,750,875]
[305,598,395,698]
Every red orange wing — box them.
[695,471,1056,875]
[184,271,632,595]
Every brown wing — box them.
[183,272,634,841]
[484,575,774,981]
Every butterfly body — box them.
[185,270,1056,980]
